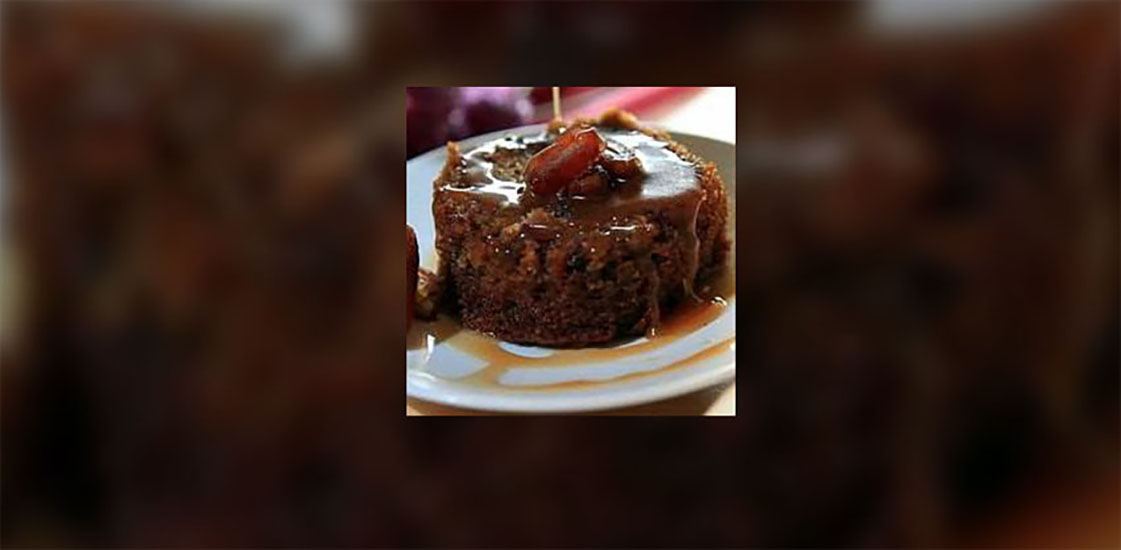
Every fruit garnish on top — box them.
[524,126,643,198]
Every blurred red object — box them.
[526,87,703,123]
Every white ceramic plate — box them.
[406,123,736,413]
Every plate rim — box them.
[407,361,735,413]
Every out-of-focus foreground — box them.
[2,2,1118,547]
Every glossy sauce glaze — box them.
[438,126,705,297]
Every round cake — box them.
[432,108,728,346]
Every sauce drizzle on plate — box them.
[408,266,735,390]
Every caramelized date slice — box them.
[568,166,610,197]
[600,146,643,178]
[407,224,418,328]
[525,128,605,195]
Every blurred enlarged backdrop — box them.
[1,1,1118,548]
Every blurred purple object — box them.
[406,87,459,157]
[407,87,532,157]
[451,86,533,141]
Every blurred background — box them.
[2,1,1118,548]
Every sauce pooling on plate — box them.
[407,264,735,389]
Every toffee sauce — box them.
[409,266,735,390]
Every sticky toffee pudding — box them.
[431,109,729,346]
